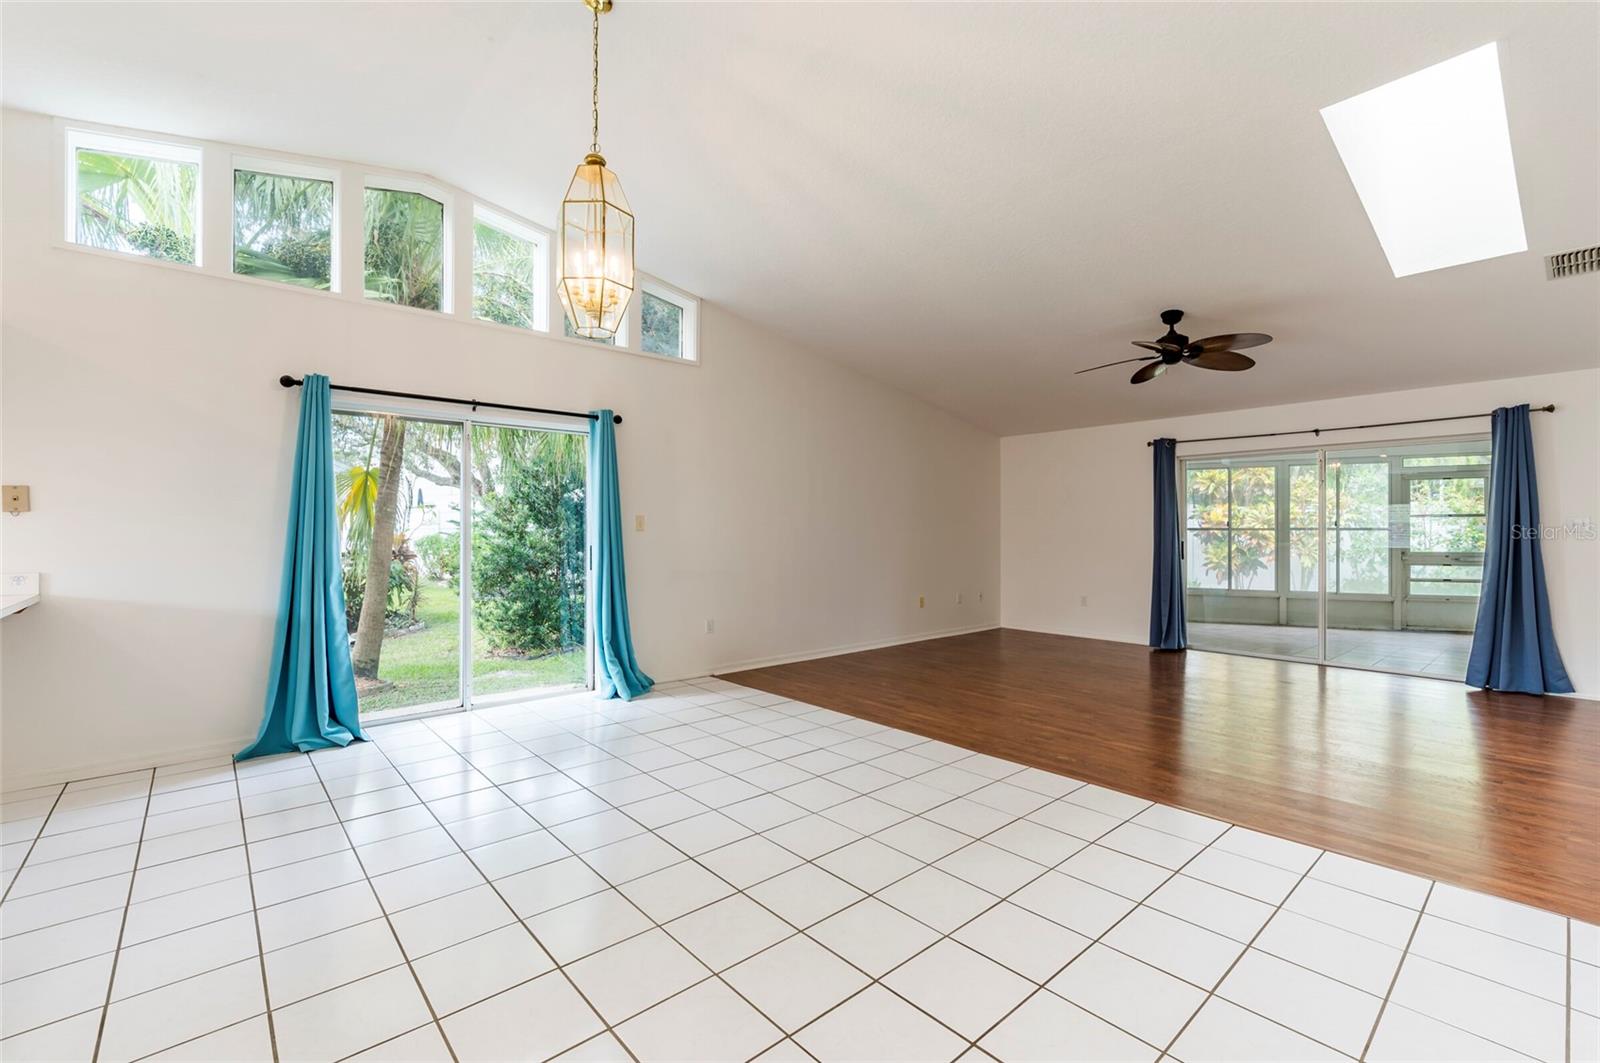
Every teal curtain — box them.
[589,410,653,700]
[1465,405,1573,695]
[239,374,364,759]
[1149,438,1187,649]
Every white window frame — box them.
[362,174,455,314]
[637,274,701,362]
[471,204,550,333]
[53,116,703,365]
[230,154,342,294]
[64,127,204,267]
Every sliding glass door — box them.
[468,424,589,706]
[1183,436,1489,680]
[1185,452,1321,662]
[331,406,589,718]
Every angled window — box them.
[364,184,446,311]
[68,130,201,265]
[1321,43,1526,277]
[233,162,336,290]
[639,278,699,361]
[472,207,548,331]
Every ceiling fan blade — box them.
[1131,361,1167,384]
[1132,340,1180,354]
[1187,350,1257,371]
[1076,355,1157,375]
[1188,332,1272,354]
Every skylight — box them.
[1321,43,1526,278]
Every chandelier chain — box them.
[591,2,601,154]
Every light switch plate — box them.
[2,485,28,514]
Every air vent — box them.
[1546,246,1600,278]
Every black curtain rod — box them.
[278,376,620,424]
[1147,404,1554,448]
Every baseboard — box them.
[712,623,1001,676]
[1001,622,1148,647]
[2,734,255,793]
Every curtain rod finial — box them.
[279,375,301,388]
[613,414,622,424]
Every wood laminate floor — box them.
[723,628,1600,922]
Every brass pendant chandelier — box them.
[557,0,634,341]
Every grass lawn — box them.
[363,579,586,713]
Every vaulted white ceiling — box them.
[4,2,1596,435]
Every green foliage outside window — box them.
[641,291,683,357]
[75,149,197,264]
[473,438,587,656]
[364,188,443,310]
[1329,462,1389,594]
[473,221,537,329]
[1186,465,1275,590]
[1408,477,1487,552]
[233,170,333,288]
[1187,458,1488,597]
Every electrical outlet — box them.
[705,619,715,634]
[918,595,925,609]
[2,485,29,515]
[634,514,645,532]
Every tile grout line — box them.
[960,816,1255,1057]
[374,692,1544,1060]
[9,683,1581,1060]
[404,702,869,1058]
[1357,878,1434,1061]
[418,686,1593,1054]
[715,672,1587,925]
[88,767,156,1063]
[0,783,68,907]
[388,698,990,1056]
[1151,845,1328,1060]
[347,725,645,1063]
[230,756,281,1063]
[302,750,462,1063]
[422,704,1163,1056]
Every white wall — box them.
[1001,369,1600,696]
[0,108,1001,786]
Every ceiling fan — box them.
[1076,309,1273,384]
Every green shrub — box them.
[415,532,460,585]
[474,462,584,654]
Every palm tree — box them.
[364,189,443,309]
[232,170,333,288]
[351,416,407,678]
[75,149,197,263]
[472,222,537,328]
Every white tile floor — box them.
[1,677,1593,1062]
